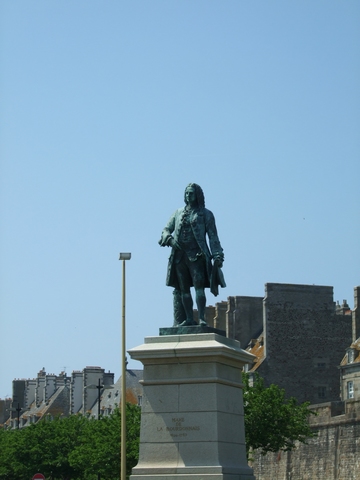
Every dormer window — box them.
[347,349,356,363]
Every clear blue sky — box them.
[1,1,359,398]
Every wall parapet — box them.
[309,399,360,426]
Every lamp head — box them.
[119,253,131,260]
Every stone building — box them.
[339,286,360,403]
[3,365,142,429]
[340,337,360,402]
[89,369,143,418]
[204,282,355,405]
[69,366,114,415]
[6,366,114,429]
[251,286,360,480]
[0,398,11,428]
[7,367,70,428]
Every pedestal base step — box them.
[159,325,226,337]
[131,464,255,480]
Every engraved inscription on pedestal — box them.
[141,410,246,446]
[159,416,200,439]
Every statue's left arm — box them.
[205,209,224,266]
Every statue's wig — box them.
[184,183,205,208]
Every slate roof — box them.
[245,335,265,372]
[89,369,143,417]
[340,337,360,366]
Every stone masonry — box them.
[203,283,353,405]
[252,399,360,480]
[254,283,353,404]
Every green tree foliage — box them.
[16,414,87,479]
[242,372,316,455]
[0,381,315,478]
[68,411,120,479]
[69,404,140,479]
[0,428,21,479]
[0,404,140,480]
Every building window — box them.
[347,381,354,399]
[347,350,355,363]
[318,386,326,399]
[317,363,326,369]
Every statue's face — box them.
[185,186,197,207]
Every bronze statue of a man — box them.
[159,183,225,327]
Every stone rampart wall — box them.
[252,400,360,480]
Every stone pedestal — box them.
[128,333,256,480]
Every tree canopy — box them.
[0,377,316,478]
[0,403,140,480]
[243,372,316,455]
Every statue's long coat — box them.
[160,206,223,290]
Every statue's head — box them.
[184,183,205,208]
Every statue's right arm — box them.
[158,211,176,247]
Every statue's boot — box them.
[179,319,195,327]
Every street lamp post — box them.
[8,403,22,429]
[119,252,131,480]
[85,378,113,420]
[97,378,101,419]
